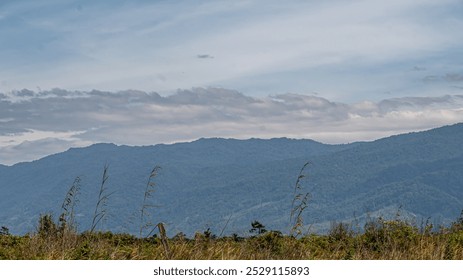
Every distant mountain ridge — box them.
[1,123,463,236]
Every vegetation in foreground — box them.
[1,214,463,260]
[1,163,462,260]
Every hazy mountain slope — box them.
[1,123,463,236]
[0,138,348,235]
[297,124,463,226]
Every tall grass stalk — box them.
[59,177,81,234]
[139,166,161,238]
[290,162,311,237]
[90,165,114,233]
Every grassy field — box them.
[2,165,462,260]
[1,215,463,260]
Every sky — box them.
[1,0,463,165]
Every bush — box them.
[0,226,10,236]
[37,214,59,239]
[362,217,419,254]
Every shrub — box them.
[362,217,419,254]
[37,214,59,239]
[0,226,10,236]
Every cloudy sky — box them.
[1,0,463,165]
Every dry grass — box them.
[1,219,463,260]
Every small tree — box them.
[0,226,10,236]
[250,220,267,235]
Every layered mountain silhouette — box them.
[1,123,463,236]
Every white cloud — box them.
[1,88,463,165]
[1,0,463,164]
[0,129,87,147]
[0,137,93,165]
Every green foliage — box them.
[362,217,419,254]
[328,222,354,243]
[249,231,284,256]
[73,239,92,259]
[37,214,59,239]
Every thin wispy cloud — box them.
[1,0,462,100]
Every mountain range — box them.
[1,123,463,236]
